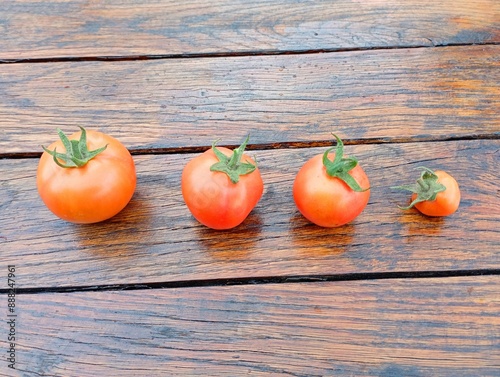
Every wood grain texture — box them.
[1,139,498,289]
[1,0,499,60]
[1,45,499,154]
[1,276,498,376]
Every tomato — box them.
[394,167,460,217]
[37,127,136,223]
[293,135,370,227]
[182,137,263,230]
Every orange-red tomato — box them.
[37,128,136,223]
[182,145,263,230]
[412,170,460,216]
[293,153,370,227]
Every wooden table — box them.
[1,1,499,375]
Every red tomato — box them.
[182,138,263,230]
[395,168,460,217]
[37,127,136,223]
[293,135,370,227]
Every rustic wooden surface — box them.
[1,45,499,154]
[5,276,500,376]
[1,0,499,60]
[1,139,499,289]
[0,0,499,375]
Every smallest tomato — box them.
[393,167,460,217]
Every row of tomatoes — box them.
[37,127,461,229]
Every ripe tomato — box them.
[37,127,136,223]
[182,137,263,230]
[293,135,370,227]
[394,167,460,217]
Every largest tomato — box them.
[37,127,136,223]
[182,137,263,230]
[293,134,370,227]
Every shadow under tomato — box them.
[195,210,263,261]
[72,193,154,260]
[288,211,356,256]
[396,209,446,239]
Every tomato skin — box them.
[293,153,370,227]
[182,147,263,230]
[37,130,136,223]
[413,170,460,217]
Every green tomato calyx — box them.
[392,167,446,210]
[323,134,369,192]
[210,135,256,184]
[42,126,107,168]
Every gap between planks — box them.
[2,133,499,160]
[2,269,499,296]
[1,41,499,65]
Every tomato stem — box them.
[210,135,256,184]
[322,134,369,192]
[42,127,107,168]
[392,167,446,210]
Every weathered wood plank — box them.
[1,0,499,60]
[1,140,498,289]
[2,276,498,376]
[1,45,499,154]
